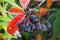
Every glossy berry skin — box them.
[29,15,39,23]
[40,24,47,31]
[45,22,51,28]
[24,24,31,32]
[17,22,31,32]
[17,21,36,32]
[25,23,36,32]
[30,24,36,32]
[19,22,26,31]
[35,22,47,31]
[34,22,41,30]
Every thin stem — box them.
[37,0,45,7]
[29,0,45,12]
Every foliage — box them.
[0,0,60,40]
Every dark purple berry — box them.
[16,22,21,27]
[24,24,31,32]
[40,24,47,31]
[45,22,51,28]
[30,24,36,32]
[19,22,26,31]
[29,15,39,23]
[34,22,41,30]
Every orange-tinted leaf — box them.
[39,7,47,16]
[0,38,4,40]
[35,12,41,17]
[7,25,18,34]
[20,0,30,9]
[36,35,42,40]
[9,7,24,15]
[46,0,52,8]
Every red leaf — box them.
[9,7,24,15]
[20,0,30,9]
[7,25,18,34]
[7,15,25,34]
[8,15,22,26]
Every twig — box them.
[29,0,46,12]
[37,0,45,7]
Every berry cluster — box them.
[17,15,51,32]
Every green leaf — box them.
[7,14,14,19]
[0,15,10,22]
[0,33,5,38]
[22,32,30,40]
[4,0,23,10]
[0,22,7,26]
[0,23,7,31]
[52,9,60,40]
[0,26,2,30]
[0,33,15,39]
[5,0,15,3]
[4,33,15,38]
[0,5,7,17]
[33,8,39,12]
[3,3,8,9]
[0,0,4,2]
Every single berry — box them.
[40,24,47,31]
[45,22,51,28]
[29,15,39,23]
